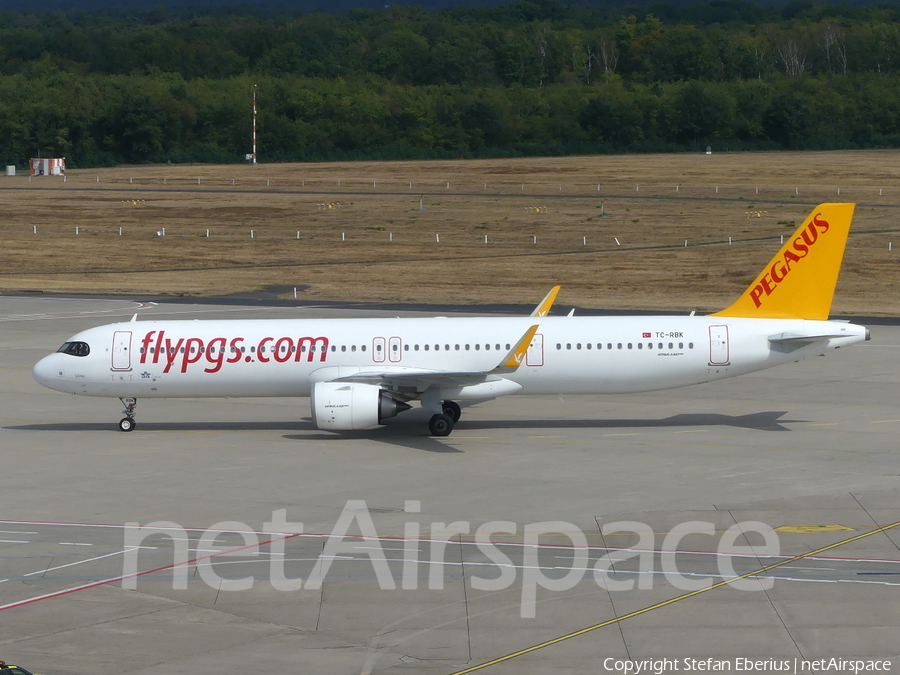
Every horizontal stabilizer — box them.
[768,332,847,344]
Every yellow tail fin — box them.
[712,203,855,320]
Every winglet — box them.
[530,286,560,317]
[712,203,855,320]
[494,325,539,372]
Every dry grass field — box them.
[2,149,900,314]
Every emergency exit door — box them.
[526,333,544,367]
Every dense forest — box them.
[2,0,900,166]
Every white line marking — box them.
[59,542,93,546]
[0,530,39,534]
[23,548,139,577]
[0,540,30,544]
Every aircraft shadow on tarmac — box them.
[452,411,805,432]
[7,411,802,455]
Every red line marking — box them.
[0,532,303,613]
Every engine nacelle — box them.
[311,381,410,431]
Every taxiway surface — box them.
[1,296,899,675]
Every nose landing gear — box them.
[118,397,137,432]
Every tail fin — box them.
[712,203,855,321]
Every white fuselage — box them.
[32,315,867,400]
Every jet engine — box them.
[311,381,411,430]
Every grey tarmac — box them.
[1,295,899,675]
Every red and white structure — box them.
[30,158,66,176]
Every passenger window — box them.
[566,343,571,350]
[628,343,633,349]
[485,344,490,350]
[658,342,663,349]
[342,345,347,352]
[495,344,500,350]
[376,344,382,352]
[668,342,673,349]
[465,344,470,350]
[332,345,337,352]
[679,342,683,349]
[455,345,460,351]
[446,344,450,351]
[425,344,430,351]
[647,343,652,349]
[586,343,591,350]
[608,343,613,350]
[352,345,357,352]
[392,344,397,351]
[191,347,196,353]
[403,344,408,351]
[576,343,581,350]
[180,347,185,354]
[435,345,440,351]
[415,345,420,351]
[505,344,510,350]
[301,346,307,352]
[140,347,145,354]
[557,343,561,350]
[362,345,367,351]
[475,344,480,350]
[638,343,643,349]
[689,342,694,349]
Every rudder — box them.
[712,203,855,320]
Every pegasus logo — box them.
[750,213,830,308]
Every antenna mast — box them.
[251,84,258,165]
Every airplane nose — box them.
[32,354,58,385]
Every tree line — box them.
[2,0,900,166]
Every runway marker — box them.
[603,432,639,436]
[59,542,93,546]
[0,531,38,534]
[674,429,708,433]
[0,539,29,544]
[22,549,138,577]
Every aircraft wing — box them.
[330,324,539,392]
[531,286,560,317]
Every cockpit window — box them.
[57,341,90,357]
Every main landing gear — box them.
[428,400,461,437]
[118,397,137,432]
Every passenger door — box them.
[708,325,730,365]
[111,331,132,370]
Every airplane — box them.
[32,203,869,437]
